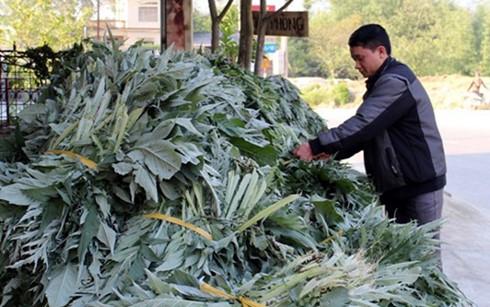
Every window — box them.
[139,6,158,22]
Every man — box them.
[467,71,487,97]
[293,24,446,231]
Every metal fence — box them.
[1,49,42,128]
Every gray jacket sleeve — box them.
[309,74,413,158]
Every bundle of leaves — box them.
[0,39,470,306]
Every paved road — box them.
[435,109,490,216]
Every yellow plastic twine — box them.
[144,213,213,241]
[321,229,344,244]
[46,149,97,170]
[200,282,265,307]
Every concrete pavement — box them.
[431,109,490,306]
[441,193,490,307]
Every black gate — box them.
[1,49,42,128]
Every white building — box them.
[89,0,162,46]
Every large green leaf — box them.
[237,194,300,233]
[97,222,117,254]
[130,140,182,180]
[155,236,186,272]
[78,203,100,260]
[45,263,78,307]
[311,195,344,225]
[214,114,246,137]
[229,137,277,167]
[0,183,40,206]
[319,287,350,306]
[132,163,158,202]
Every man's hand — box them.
[313,152,330,161]
[293,142,329,162]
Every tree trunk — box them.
[253,0,294,75]
[211,19,220,52]
[254,30,266,75]
[238,0,253,70]
[208,0,219,52]
[253,0,267,75]
[208,0,235,53]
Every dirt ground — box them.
[288,75,490,109]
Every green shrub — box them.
[332,81,352,106]
[301,81,353,107]
[301,84,330,107]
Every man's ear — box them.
[377,46,389,59]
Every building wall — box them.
[89,0,161,46]
[124,0,161,45]
[127,0,160,29]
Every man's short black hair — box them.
[348,24,391,55]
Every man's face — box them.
[350,45,386,78]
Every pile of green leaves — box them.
[0,39,470,306]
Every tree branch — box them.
[217,0,235,22]
[264,0,294,22]
[208,0,218,20]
